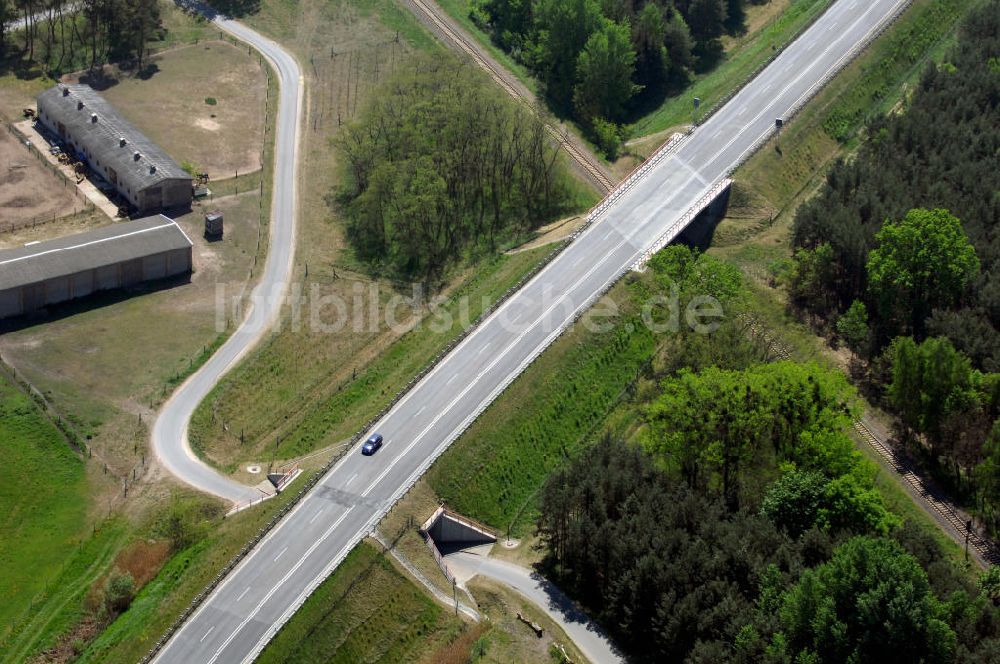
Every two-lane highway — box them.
[154,0,912,661]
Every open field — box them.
[69,40,268,177]
[0,372,90,641]
[257,541,466,664]
[0,5,277,661]
[0,2,216,122]
[0,127,85,227]
[191,244,554,473]
[0,150,264,661]
[77,485,301,663]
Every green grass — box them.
[715,0,977,284]
[360,0,443,52]
[257,541,465,663]
[190,244,560,470]
[634,0,835,137]
[428,275,657,533]
[78,486,305,663]
[1,521,128,664]
[0,372,91,642]
[821,0,973,142]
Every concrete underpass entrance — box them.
[420,506,497,557]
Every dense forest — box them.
[0,0,161,73]
[335,56,578,282]
[470,0,769,153]
[537,248,1000,661]
[787,2,1000,533]
[790,0,999,359]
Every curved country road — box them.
[445,551,624,664]
[152,2,303,504]
[152,0,915,662]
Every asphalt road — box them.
[9,3,81,32]
[446,551,623,663]
[151,2,304,505]
[153,0,912,661]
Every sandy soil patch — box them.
[0,128,82,228]
[195,118,221,131]
[64,40,267,178]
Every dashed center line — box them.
[344,472,359,488]
[200,626,216,643]
[236,587,250,602]
[274,546,288,562]
[417,406,427,415]
[308,507,326,525]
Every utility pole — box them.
[692,97,700,127]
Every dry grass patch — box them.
[467,578,587,664]
[0,128,84,227]
[0,190,261,509]
[65,40,267,178]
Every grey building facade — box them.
[36,84,193,213]
[0,215,193,320]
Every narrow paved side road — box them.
[446,551,625,664]
[151,1,304,504]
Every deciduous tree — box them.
[868,208,979,338]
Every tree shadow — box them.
[0,48,47,83]
[77,68,120,91]
[0,275,193,335]
[136,62,160,80]
[202,0,262,18]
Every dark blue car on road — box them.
[362,433,384,455]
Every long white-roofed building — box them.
[36,84,193,213]
[0,215,193,320]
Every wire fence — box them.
[3,120,94,234]
[143,2,921,660]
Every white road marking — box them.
[344,472,358,488]
[274,546,288,562]
[207,508,356,663]
[446,373,458,385]
[200,626,216,643]
[355,0,905,509]
[308,507,326,525]
[164,2,920,660]
[236,587,250,602]
[477,342,491,355]
[417,406,427,415]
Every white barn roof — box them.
[0,215,193,291]
[37,84,192,192]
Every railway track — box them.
[738,313,999,565]
[853,419,1000,565]
[406,0,616,193]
